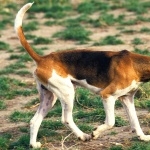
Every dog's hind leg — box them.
[120,92,150,141]
[60,85,91,141]
[48,72,91,141]
[92,96,116,139]
[30,84,57,148]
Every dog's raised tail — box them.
[15,2,41,62]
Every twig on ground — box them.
[61,132,73,150]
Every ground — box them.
[1,0,150,150]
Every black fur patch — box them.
[41,84,47,90]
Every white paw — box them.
[78,133,91,141]
[92,124,113,139]
[92,129,100,139]
[30,142,42,148]
[139,135,150,141]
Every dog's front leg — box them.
[92,96,116,139]
[30,85,57,148]
[121,93,150,141]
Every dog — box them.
[15,3,150,148]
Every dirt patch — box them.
[1,1,150,149]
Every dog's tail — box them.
[14,3,41,63]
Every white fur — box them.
[113,80,140,98]
[70,76,102,94]
[47,70,91,140]
[14,3,33,32]
[93,96,116,139]
[30,81,57,148]
[121,92,150,141]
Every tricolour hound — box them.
[15,3,150,148]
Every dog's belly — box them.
[71,78,102,94]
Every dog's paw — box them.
[92,129,99,140]
[30,142,42,148]
[139,135,150,141]
[78,133,91,141]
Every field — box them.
[1,0,150,149]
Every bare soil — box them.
[1,1,150,150]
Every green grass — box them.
[134,48,150,56]
[38,129,59,139]
[94,36,124,46]
[0,100,6,110]
[75,88,103,109]
[53,24,91,44]
[115,116,128,127]
[0,41,10,50]
[121,29,137,34]
[23,21,39,31]
[9,111,33,123]
[44,20,58,26]
[1,0,150,149]
[109,145,123,150]
[41,120,63,130]
[132,38,143,45]
[9,134,30,150]
[128,142,150,150]
[74,109,105,123]
[47,105,62,117]
[0,76,37,100]
[134,82,150,110]
[0,63,27,75]
[140,27,150,33]
[124,0,149,14]
[90,14,124,27]
[33,37,52,45]
[0,45,45,76]
[0,18,13,29]
[0,136,9,150]
[24,98,39,109]
[78,124,94,132]
[44,4,72,19]
[77,1,110,14]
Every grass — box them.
[53,24,91,44]
[24,98,39,109]
[9,111,33,123]
[94,36,124,46]
[44,4,72,19]
[140,27,150,33]
[110,146,123,150]
[1,0,150,149]
[33,37,52,45]
[0,137,9,150]
[9,134,30,150]
[115,116,128,127]
[0,45,45,76]
[23,21,39,31]
[124,0,150,14]
[134,48,150,56]
[0,76,37,100]
[41,120,63,130]
[132,38,143,45]
[90,14,125,27]
[0,41,10,50]
[77,1,110,14]
[0,101,6,110]
[128,142,150,150]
